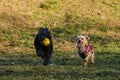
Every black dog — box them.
[34,28,53,66]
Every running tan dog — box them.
[76,35,94,66]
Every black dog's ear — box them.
[45,27,48,30]
[45,27,51,33]
[39,27,44,30]
[38,28,43,33]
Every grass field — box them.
[0,50,120,80]
[0,0,120,80]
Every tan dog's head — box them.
[76,35,89,46]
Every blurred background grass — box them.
[0,0,120,53]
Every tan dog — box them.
[76,35,94,66]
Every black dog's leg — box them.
[43,44,53,66]
[43,52,52,66]
[37,49,45,59]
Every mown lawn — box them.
[0,50,119,80]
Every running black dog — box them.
[34,28,53,66]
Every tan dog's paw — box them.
[82,60,88,66]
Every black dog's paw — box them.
[43,62,47,66]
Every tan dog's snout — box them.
[77,37,83,43]
[77,39,81,43]
[76,35,87,45]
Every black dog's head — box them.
[37,28,51,41]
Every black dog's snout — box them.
[78,40,81,43]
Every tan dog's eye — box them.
[81,38,84,40]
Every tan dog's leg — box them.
[85,53,91,62]
[91,52,94,64]
[82,53,91,65]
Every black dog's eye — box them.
[40,31,47,35]
[43,32,46,35]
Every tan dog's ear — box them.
[85,36,90,40]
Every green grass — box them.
[0,50,119,80]
[0,0,120,79]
